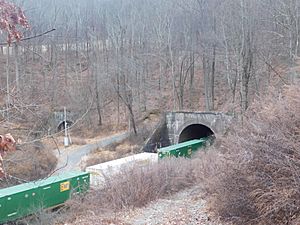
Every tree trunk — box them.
[95,84,102,126]
[210,44,216,110]
[6,46,10,119]
[128,104,137,135]
[14,44,20,94]
[189,53,195,108]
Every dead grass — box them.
[68,137,87,145]
[84,126,153,168]
[71,120,127,139]
[63,157,202,223]
[200,85,300,225]
[83,150,118,168]
[1,141,57,186]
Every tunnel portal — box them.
[178,124,214,143]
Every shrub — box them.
[202,85,300,225]
[65,157,200,223]
[2,141,57,187]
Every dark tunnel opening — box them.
[57,120,73,132]
[178,124,214,143]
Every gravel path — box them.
[120,186,221,225]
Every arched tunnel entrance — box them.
[57,120,73,132]
[178,124,214,143]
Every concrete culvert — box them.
[178,124,214,143]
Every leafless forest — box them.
[0,0,298,138]
[0,0,299,224]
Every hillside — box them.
[0,0,300,224]
[50,83,298,225]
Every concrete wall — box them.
[141,111,232,151]
[142,113,171,153]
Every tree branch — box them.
[0,28,56,46]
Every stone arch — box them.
[176,122,215,143]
